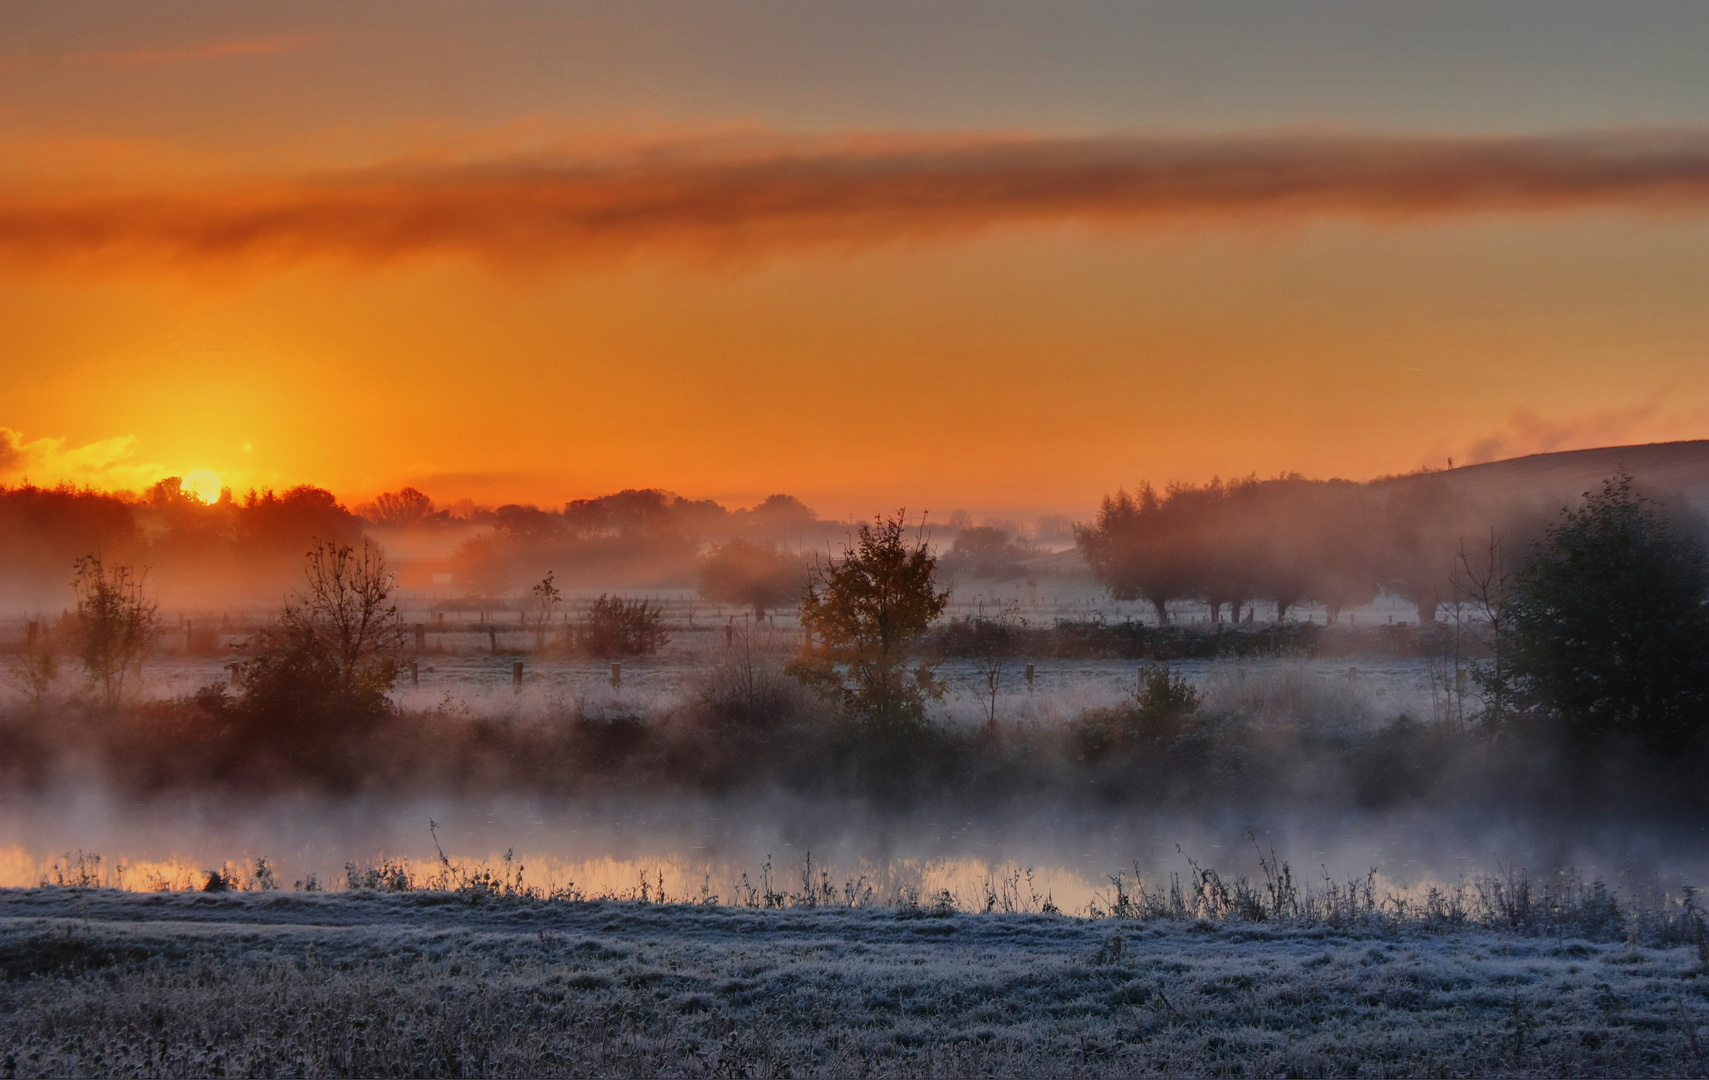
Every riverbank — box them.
[3,887,1705,1076]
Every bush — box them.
[790,513,948,735]
[1075,663,1204,762]
[223,540,406,765]
[578,594,668,657]
[1503,475,1709,755]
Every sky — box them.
[2,1,1708,521]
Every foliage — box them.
[945,525,1031,578]
[696,538,806,619]
[790,513,949,734]
[1075,663,1204,761]
[529,570,562,647]
[367,486,438,527]
[1077,483,1202,622]
[3,619,60,711]
[1076,476,1513,625]
[70,554,159,710]
[578,594,668,657]
[0,486,142,608]
[228,540,406,755]
[1503,475,1709,753]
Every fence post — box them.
[512,660,523,691]
[414,623,426,651]
[1025,663,1035,692]
[611,663,621,689]
[410,661,419,687]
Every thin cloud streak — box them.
[6,130,1709,269]
[2,33,333,72]
[83,33,329,67]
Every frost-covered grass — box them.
[4,886,1709,1077]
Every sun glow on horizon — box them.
[182,470,222,504]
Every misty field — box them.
[5,884,1709,1078]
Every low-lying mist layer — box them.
[0,627,1695,814]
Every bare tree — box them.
[1456,528,1515,729]
[71,554,159,710]
[967,601,1026,731]
[4,619,59,711]
[529,570,562,649]
[233,539,406,745]
[368,487,436,527]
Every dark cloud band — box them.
[5,130,1709,268]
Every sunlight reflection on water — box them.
[4,791,1707,915]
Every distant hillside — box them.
[1380,440,1709,517]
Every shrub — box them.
[578,594,668,657]
[1075,664,1203,761]
[225,540,406,762]
[790,513,948,735]
[69,554,159,710]
[1503,475,1709,755]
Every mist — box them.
[3,440,1709,910]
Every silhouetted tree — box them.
[946,526,1029,578]
[230,540,405,761]
[1456,528,1516,728]
[1504,476,1709,754]
[963,602,1025,730]
[698,538,806,620]
[529,570,562,648]
[1293,480,1382,623]
[578,594,668,657]
[0,485,141,606]
[1078,484,1204,623]
[1377,479,1464,625]
[735,494,817,541]
[70,554,159,710]
[368,487,437,527]
[791,513,949,734]
[3,617,59,711]
[235,487,363,592]
[1200,478,1258,623]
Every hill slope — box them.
[1383,440,1709,515]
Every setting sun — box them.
[182,470,222,504]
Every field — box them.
[4,567,1707,1077]
[4,885,1709,1077]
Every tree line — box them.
[1075,474,1554,625]
[0,479,836,606]
[12,476,1709,790]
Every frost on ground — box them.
[3,888,1709,1077]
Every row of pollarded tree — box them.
[1076,475,1552,625]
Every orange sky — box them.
[3,4,1708,521]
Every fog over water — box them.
[6,611,1703,908]
[5,786,1707,913]
[6,446,1708,914]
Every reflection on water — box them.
[4,791,1707,914]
